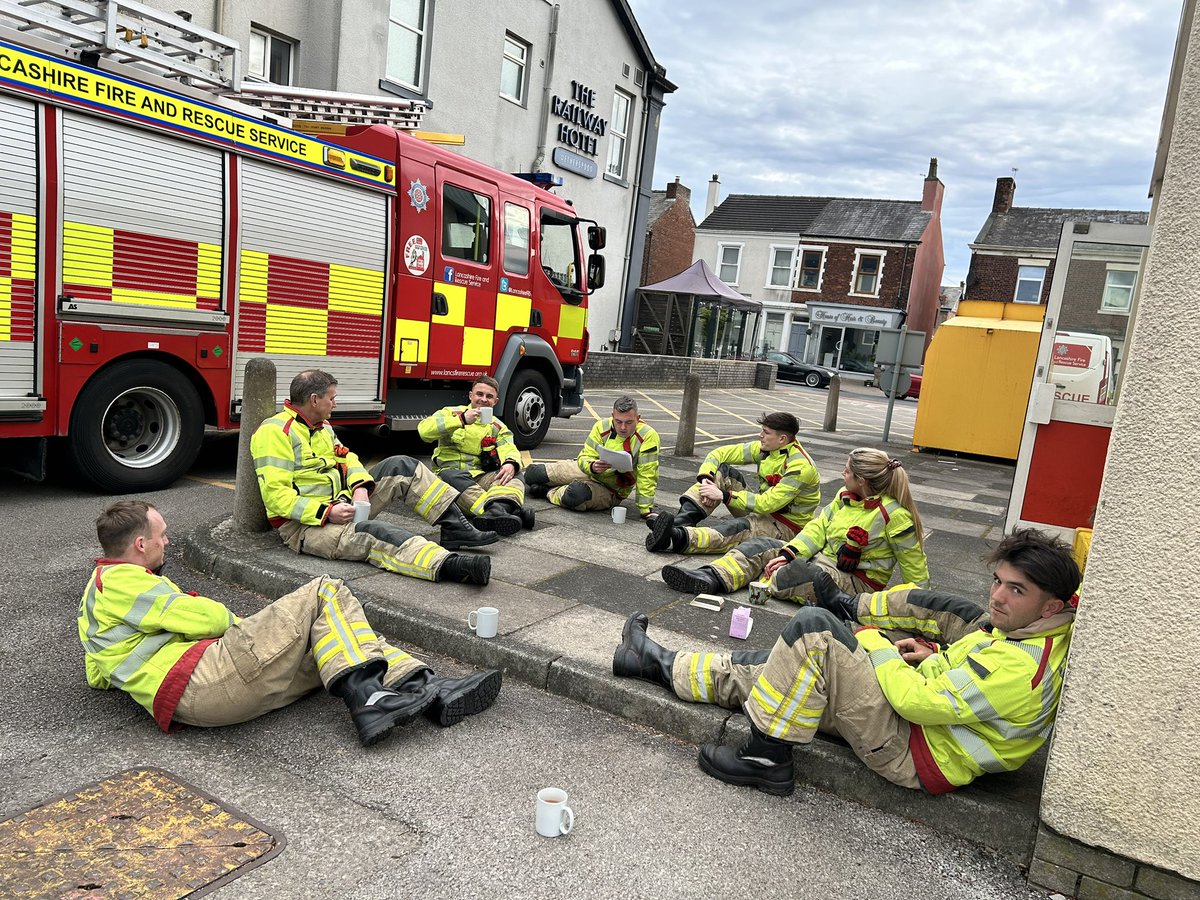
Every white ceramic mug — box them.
[611,506,627,524]
[353,500,371,524]
[468,606,499,639]
[479,405,494,425]
[535,787,574,837]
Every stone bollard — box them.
[675,372,701,457]
[823,373,840,432]
[233,357,278,532]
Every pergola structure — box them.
[633,260,762,358]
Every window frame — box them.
[717,243,743,285]
[605,88,634,180]
[386,0,430,92]
[850,249,886,297]
[502,202,531,276]
[441,183,492,267]
[499,32,530,106]
[766,245,795,289]
[1099,264,1138,314]
[795,245,827,292]
[248,27,296,85]
[1013,262,1049,304]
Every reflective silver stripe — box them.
[945,723,1010,773]
[109,632,176,688]
[82,622,140,654]
[254,455,296,471]
[297,482,335,496]
[867,646,900,669]
[126,581,177,627]
[290,497,310,519]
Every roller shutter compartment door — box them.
[60,113,226,326]
[235,159,388,412]
[0,95,40,410]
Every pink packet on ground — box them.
[729,605,753,640]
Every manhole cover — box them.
[0,767,284,898]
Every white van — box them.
[1050,331,1113,404]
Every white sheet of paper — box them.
[597,445,634,473]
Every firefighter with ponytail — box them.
[661,447,929,599]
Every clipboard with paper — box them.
[596,445,634,473]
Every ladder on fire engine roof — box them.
[0,0,242,89]
[227,82,429,131]
[0,0,430,129]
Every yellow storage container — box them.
[913,301,1044,460]
[1073,527,1093,577]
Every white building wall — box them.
[148,0,654,353]
[1039,1,1200,880]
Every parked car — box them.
[764,351,835,388]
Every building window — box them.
[387,0,428,91]
[442,184,490,265]
[796,247,826,290]
[717,244,741,284]
[767,246,794,287]
[606,89,633,179]
[1014,264,1048,303]
[503,203,530,276]
[249,28,295,84]
[500,34,529,104]
[852,251,884,296]
[1100,266,1137,313]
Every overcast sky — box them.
[626,0,1182,286]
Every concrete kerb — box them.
[182,514,1038,866]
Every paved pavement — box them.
[180,382,1041,862]
[0,381,1051,898]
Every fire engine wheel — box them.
[504,369,551,450]
[69,361,204,493]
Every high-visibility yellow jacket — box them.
[856,611,1075,792]
[418,405,521,476]
[78,562,236,731]
[577,418,660,515]
[698,440,821,532]
[250,402,373,527]
[782,491,929,589]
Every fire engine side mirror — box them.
[587,253,606,292]
[588,225,607,251]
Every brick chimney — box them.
[705,174,721,219]
[922,157,944,214]
[665,176,690,205]
[992,177,1016,214]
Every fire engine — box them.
[0,0,604,492]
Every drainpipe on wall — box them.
[618,65,672,351]
[530,4,560,173]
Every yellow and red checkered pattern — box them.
[62,221,221,311]
[0,210,36,343]
[393,279,587,367]
[238,249,384,358]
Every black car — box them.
[764,351,834,388]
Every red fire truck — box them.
[0,1,604,491]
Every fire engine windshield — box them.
[539,211,583,298]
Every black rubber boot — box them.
[399,668,504,727]
[675,496,708,527]
[810,568,860,622]
[698,719,796,796]
[436,505,500,550]
[524,464,550,499]
[646,512,684,553]
[329,661,437,747]
[437,553,491,585]
[612,612,676,691]
[661,563,724,595]
[471,501,523,537]
[519,506,536,529]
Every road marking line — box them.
[582,399,604,422]
[635,390,718,440]
[184,475,235,491]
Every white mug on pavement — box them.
[535,787,574,837]
[468,606,499,639]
